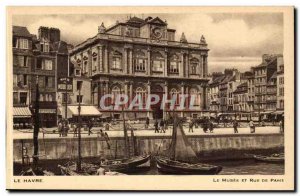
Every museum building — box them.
[69,16,210,119]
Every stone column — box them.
[147,80,151,118]
[164,49,168,77]
[124,48,128,74]
[88,49,92,76]
[185,52,189,77]
[147,48,151,76]
[80,53,84,73]
[199,54,203,78]
[97,81,101,108]
[163,81,168,119]
[98,45,103,72]
[124,81,129,108]
[185,85,189,111]
[129,81,133,105]
[104,46,109,73]
[180,82,184,117]
[204,55,208,77]
[129,49,133,74]
[180,53,184,77]
[203,85,207,110]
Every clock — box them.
[151,27,163,39]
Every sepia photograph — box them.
[6,6,294,191]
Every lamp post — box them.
[76,81,82,172]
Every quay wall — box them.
[13,134,284,162]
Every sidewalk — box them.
[13,125,281,140]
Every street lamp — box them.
[76,80,83,172]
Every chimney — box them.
[49,28,60,43]
[38,26,49,41]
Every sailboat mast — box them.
[122,106,129,158]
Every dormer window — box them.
[40,41,50,52]
[18,38,29,49]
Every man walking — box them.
[233,120,238,133]
[188,120,194,133]
[154,119,159,133]
[250,120,255,133]
[209,120,214,133]
[145,117,149,129]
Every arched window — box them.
[111,86,121,103]
[152,52,164,72]
[190,58,199,75]
[169,54,180,73]
[48,94,53,102]
[170,88,179,105]
[82,56,88,74]
[190,88,200,106]
[134,50,146,72]
[112,51,122,70]
[135,87,147,105]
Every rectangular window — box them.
[19,92,27,105]
[77,81,83,91]
[75,69,81,76]
[170,62,179,73]
[23,74,28,86]
[112,57,121,69]
[45,76,53,88]
[13,92,18,104]
[38,76,44,87]
[190,63,197,74]
[153,60,163,72]
[44,59,53,70]
[44,43,49,52]
[135,59,145,71]
[77,95,83,103]
[19,38,29,49]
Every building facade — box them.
[276,55,284,111]
[70,16,210,120]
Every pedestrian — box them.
[145,117,149,129]
[203,119,208,133]
[160,120,165,133]
[88,120,93,136]
[73,124,78,137]
[64,122,69,137]
[249,120,255,133]
[233,120,238,133]
[154,119,159,133]
[209,120,214,133]
[58,121,62,137]
[105,123,110,131]
[189,120,194,133]
[279,119,284,133]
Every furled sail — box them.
[168,118,198,163]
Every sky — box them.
[12,13,283,73]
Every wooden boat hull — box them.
[101,155,151,172]
[156,157,222,175]
[253,155,284,163]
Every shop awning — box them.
[60,105,102,118]
[272,111,284,115]
[13,107,32,118]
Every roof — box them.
[13,26,32,38]
[233,82,248,94]
[13,107,32,117]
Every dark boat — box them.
[99,107,151,172]
[253,153,284,163]
[100,155,151,172]
[156,115,222,175]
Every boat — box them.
[99,107,151,172]
[155,115,222,175]
[100,155,151,172]
[253,153,284,163]
[58,163,126,176]
[20,167,55,176]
